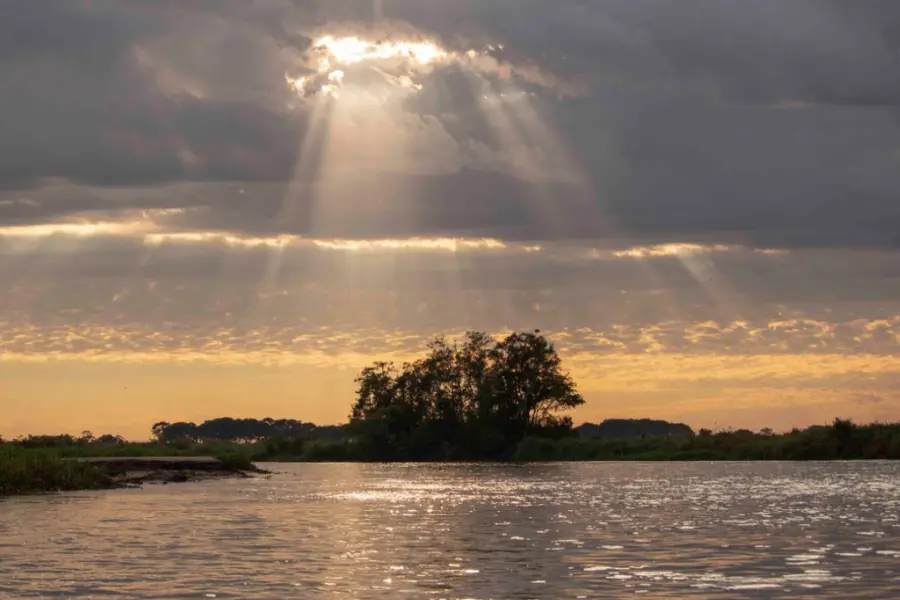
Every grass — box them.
[0,441,260,496]
[0,447,118,496]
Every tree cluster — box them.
[9,433,125,448]
[150,418,346,443]
[350,330,584,460]
[578,419,694,439]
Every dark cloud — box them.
[1,0,900,249]
[618,0,900,108]
[3,234,900,335]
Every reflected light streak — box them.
[144,232,295,249]
[1,222,792,263]
[313,238,507,253]
[614,244,733,259]
[611,244,787,259]
[0,221,525,255]
[0,221,151,238]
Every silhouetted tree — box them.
[831,417,857,457]
[152,421,198,443]
[151,422,170,442]
[350,331,584,459]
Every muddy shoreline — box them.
[74,457,268,488]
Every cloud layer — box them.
[2,1,900,247]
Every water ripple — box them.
[2,462,900,598]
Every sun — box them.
[286,33,488,100]
[314,35,451,68]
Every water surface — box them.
[2,462,900,598]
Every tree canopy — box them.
[350,330,584,460]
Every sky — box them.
[2,0,900,439]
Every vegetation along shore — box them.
[0,447,263,497]
[3,331,898,496]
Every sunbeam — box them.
[473,84,611,243]
[373,0,383,22]
[277,87,337,232]
[613,244,756,324]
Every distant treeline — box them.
[578,419,694,439]
[7,418,900,463]
[515,419,900,462]
[149,418,347,444]
[145,417,694,445]
[1,418,695,451]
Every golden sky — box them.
[3,239,899,439]
[2,1,900,439]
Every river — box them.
[1,462,899,598]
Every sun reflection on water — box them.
[2,462,900,597]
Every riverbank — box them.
[4,419,898,489]
[75,456,268,487]
[0,450,265,497]
[0,451,117,496]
